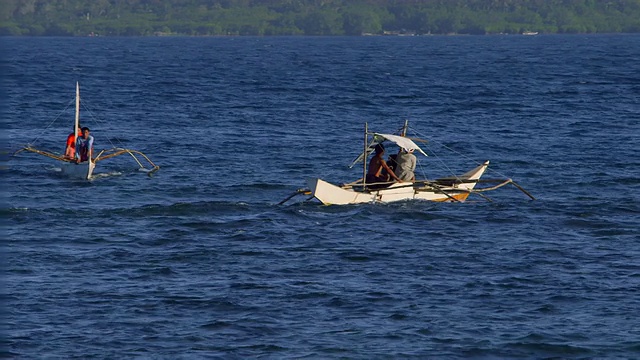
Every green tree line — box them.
[2,0,639,36]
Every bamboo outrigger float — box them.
[280,121,534,205]
[13,82,159,180]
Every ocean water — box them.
[3,35,639,358]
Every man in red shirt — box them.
[64,126,83,159]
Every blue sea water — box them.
[2,35,639,358]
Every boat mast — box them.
[74,82,80,141]
[363,122,368,185]
[401,119,408,137]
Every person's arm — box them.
[87,137,94,162]
[75,138,82,162]
[413,156,418,180]
[64,135,72,157]
[382,160,402,182]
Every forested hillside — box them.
[2,0,639,36]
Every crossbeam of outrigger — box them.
[14,146,160,176]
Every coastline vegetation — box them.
[2,0,639,36]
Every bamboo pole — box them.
[13,147,73,162]
[74,82,80,157]
[511,181,536,200]
[363,122,368,187]
[278,191,301,205]
[278,189,311,205]
[95,148,159,168]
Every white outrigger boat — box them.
[280,121,534,205]
[14,82,159,180]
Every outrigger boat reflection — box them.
[280,121,534,205]
[14,82,159,180]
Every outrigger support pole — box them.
[470,192,494,202]
[278,188,311,205]
[414,181,461,202]
[510,181,536,200]
[468,179,536,200]
[94,148,160,176]
[13,146,74,162]
[363,122,368,188]
[428,178,536,201]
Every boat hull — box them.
[60,161,95,180]
[308,161,489,205]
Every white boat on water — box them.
[280,121,534,205]
[14,82,159,180]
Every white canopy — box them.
[374,133,428,156]
[348,132,428,168]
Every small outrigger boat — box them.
[280,121,534,205]
[13,82,159,180]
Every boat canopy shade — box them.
[374,133,428,156]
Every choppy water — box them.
[3,35,639,358]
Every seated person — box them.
[64,126,83,159]
[75,127,94,163]
[394,148,417,181]
[365,144,402,189]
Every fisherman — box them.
[64,126,83,159]
[366,143,402,189]
[75,127,94,163]
[394,148,417,181]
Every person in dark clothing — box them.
[365,143,402,189]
